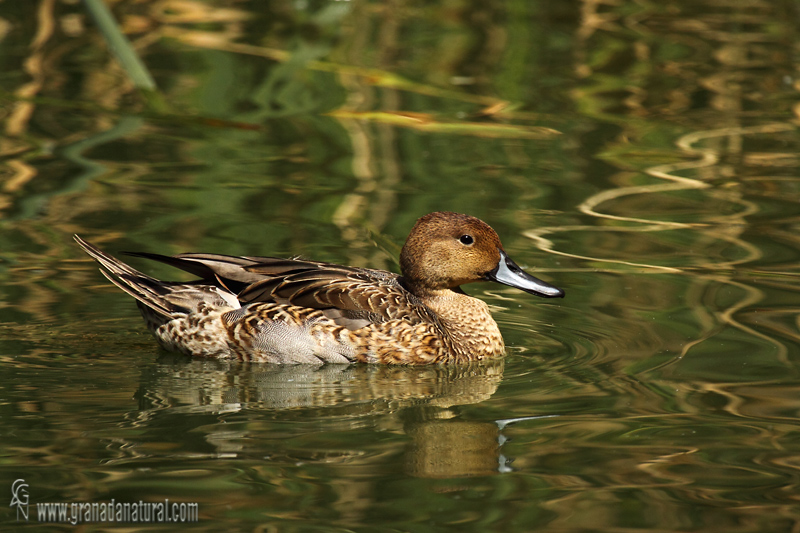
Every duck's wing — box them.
[128,253,435,330]
[124,251,272,286]
[243,261,434,325]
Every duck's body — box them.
[75,212,563,364]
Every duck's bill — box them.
[486,249,565,298]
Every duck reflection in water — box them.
[130,357,530,477]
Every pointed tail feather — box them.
[74,235,179,319]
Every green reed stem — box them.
[81,0,158,93]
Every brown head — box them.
[399,211,564,298]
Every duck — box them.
[74,211,564,364]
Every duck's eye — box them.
[459,234,474,245]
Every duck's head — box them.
[399,211,564,298]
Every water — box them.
[2,0,800,530]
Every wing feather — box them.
[128,253,434,329]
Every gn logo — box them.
[10,479,29,522]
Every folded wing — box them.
[126,252,435,330]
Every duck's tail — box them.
[76,235,243,328]
[74,235,186,322]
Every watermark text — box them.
[11,479,199,524]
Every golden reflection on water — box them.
[405,420,501,478]
[525,122,799,372]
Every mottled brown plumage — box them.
[75,211,564,364]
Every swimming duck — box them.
[75,211,564,364]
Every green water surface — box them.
[2,0,800,531]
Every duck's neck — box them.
[422,288,505,361]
